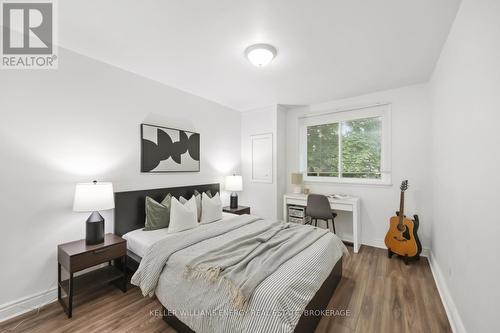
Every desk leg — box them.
[353,202,361,253]
[283,203,288,222]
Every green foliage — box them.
[307,123,339,176]
[342,117,381,178]
[307,117,382,179]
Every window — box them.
[299,104,391,184]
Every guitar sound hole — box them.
[397,224,406,232]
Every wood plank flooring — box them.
[0,246,451,333]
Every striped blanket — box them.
[131,215,263,297]
[184,221,331,309]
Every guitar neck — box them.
[399,191,405,224]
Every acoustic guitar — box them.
[384,180,422,264]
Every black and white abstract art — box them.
[141,124,200,172]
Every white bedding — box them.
[123,212,235,258]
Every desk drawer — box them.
[331,203,353,212]
[287,198,306,206]
[71,243,126,272]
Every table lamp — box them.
[291,173,303,194]
[73,181,115,245]
[225,175,243,209]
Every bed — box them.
[114,184,345,333]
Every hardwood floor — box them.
[316,246,451,333]
[0,246,451,333]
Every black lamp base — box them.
[230,192,238,209]
[86,211,104,245]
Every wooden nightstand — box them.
[57,234,127,318]
[223,205,250,215]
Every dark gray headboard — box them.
[114,183,220,236]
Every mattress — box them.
[122,212,236,258]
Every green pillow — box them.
[144,194,172,231]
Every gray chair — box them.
[305,194,337,233]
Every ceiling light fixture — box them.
[244,43,277,67]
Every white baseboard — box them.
[0,262,110,323]
[428,252,467,333]
[0,288,57,323]
[362,238,430,257]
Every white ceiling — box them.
[59,0,461,111]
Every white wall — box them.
[285,84,433,250]
[239,105,287,220]
[240,106,278,220]
[0,48,241,320]
[429,0,500,332]
[276,105,287,220]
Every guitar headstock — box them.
[400,180,409,192]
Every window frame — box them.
[299,103,392,185]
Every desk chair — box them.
[305,194,337,234]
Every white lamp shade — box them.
[225,175,243,192]
[73,182,115,212]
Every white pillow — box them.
[168,196,198,233]
[200,192,223,224]
[179,194,202,221]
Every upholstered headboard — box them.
[114,183,220,236]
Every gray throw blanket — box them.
[184,222,330,309]
[132,215,263,297]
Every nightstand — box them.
[57,234,127,318]
[223,205,250,215]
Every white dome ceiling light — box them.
[244,44,277,67]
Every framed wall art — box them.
[141,123,200,173]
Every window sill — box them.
[303,176,392,187]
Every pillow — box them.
[200,192,223,224]
[180,193,202,221]
[179,190,213,222]
[195,190,213,217]
[168,196,198,233]
[144,194,172,231]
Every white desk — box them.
[283,193,361,253]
